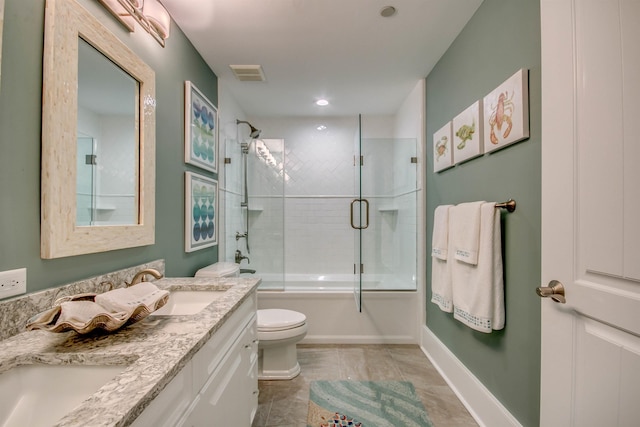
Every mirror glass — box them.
[77,38,138,226]
[41,0,155,259]
[0,0,4,93]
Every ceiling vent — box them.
[229,65,266,82]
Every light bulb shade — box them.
[143,0,170,40]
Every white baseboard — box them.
[420,325,522,427]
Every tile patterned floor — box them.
[252,344,478,427]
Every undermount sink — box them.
[0,364,126,427]
[151,290,227,316]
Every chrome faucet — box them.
[127,268,163,287]
[235,250,250,264]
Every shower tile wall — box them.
[246,139,285,276]
[285,197,353,274]
[284,124,356,275]
[77,110,136,225]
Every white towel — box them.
[95,282,169,314]
[431,205,452,260]
[431,205,453,312]
[451,202,504,332]
[451,201,484,265]
[55,301,127,327]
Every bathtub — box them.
[254,273,416,291]
[249,272,420,344]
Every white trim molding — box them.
[420,326,521,427]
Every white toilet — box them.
[194,262,307,380]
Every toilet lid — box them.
[257,309,306,332]
[195,262,240,278]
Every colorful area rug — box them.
[307,380,433,427]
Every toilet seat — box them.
[257,309,306,332]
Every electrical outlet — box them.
[0,268,27,299]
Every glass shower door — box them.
[352,115,364,311]
[360,137,418,292]
[353,116,418,312]
[76,136,96,226]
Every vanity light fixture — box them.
[98,0,171,47]
[315,99,329,106]
[316,125,327,131]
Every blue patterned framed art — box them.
[185,81,217,173]
[185,172,218,252]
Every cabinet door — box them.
[184,320,256,426]
[130,362,193,427]
[245,319,259,422]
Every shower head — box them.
[236,119,262,139]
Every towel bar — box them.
[495,199,516,212]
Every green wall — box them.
[425,1,541,425]
[0,0,218,293]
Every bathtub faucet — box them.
[235,250,250,264]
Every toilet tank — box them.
[195,262,240,278]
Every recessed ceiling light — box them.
[316,125,327,131]
[315,99,329,106]
[380,6,397,18]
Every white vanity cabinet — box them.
[131,294,258,427]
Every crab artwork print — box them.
[433,121,454,172]
[483,68,529,153]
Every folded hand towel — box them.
[431,257,454,312]
[55,301,127,327]
[451,201,485,265]
[95,282,169,314]
[432,205,453,260]
[431,205,454,312]
[451,202,504,333]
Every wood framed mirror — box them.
[0,0,4,93]
[41,0,156,259]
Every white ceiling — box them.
[161,0,483,118]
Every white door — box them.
[540,0,640,426]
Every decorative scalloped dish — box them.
[26,290,169,334]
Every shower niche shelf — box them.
[378,207,398,213]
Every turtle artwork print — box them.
[452,100,484,164]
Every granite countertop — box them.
[0,277,260,427]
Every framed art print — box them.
[185,81,218,173]
[185,172,218,252]
[453,100,484,164]
[483,68,529,153]
[433,121,454,172]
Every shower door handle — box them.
[350,199,369,230]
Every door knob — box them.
[536,280,566,304]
